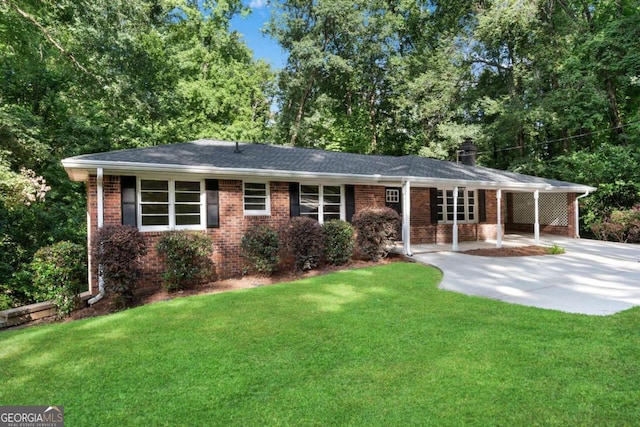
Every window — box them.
[300,184,343,223]
[243,182,270,215]
[139,179,204,230]
[437,188,476,223]
[386,189,400,204]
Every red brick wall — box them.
[355,185,385,212]
[408,188,502,244]
[567,193,577,237]
[87,175,123,293]
[87,177,292,293]
[409,187,432,243]
[86,176,575,295]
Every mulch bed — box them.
[462,245,551,257]
[8,255,405,330]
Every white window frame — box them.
[137,177,206,232]
[386,188,400,204]
[437,188,477,224]
[299,183,345,224]
[243,181,271,216]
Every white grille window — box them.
[243,182,270,215]
[300,184,343,223]
[386,189,400,204]
[139,179,204,230]
[437,188,476,224]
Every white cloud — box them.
[248,0,268,8]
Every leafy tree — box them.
[268,0,433,154]
[0,0,275,302]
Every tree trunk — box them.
[368,90,378,153]
[605,77,625,140]
[290,72,316,147]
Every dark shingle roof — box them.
[62,140,595,192]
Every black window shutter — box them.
[121,176,137,226]
[429,188,439,224]
[478,189,487,223]
[289,182,300,217]
[345,185,356,223]
[206,179,220,228]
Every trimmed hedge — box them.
[91,225,147,304]
[156,231,215,291]
[322,220,354,266]
[281,217,324,271]
[352,207,401,261]
[241,225,280,275]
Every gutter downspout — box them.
[575,191,591,238]
[88,168,105,305]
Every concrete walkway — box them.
[410,235,640,315]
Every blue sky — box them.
[230,1,286,69]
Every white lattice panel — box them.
[512,193,568,226]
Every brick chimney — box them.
[459,137,477,166]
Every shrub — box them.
[545,244,565,255]
[281,217,324,271]
[0,288,15,311]
[591,218,626,242]
[156,231,214,291]
[352,207,401,261]
[322,220,354,266]
[241,225,280,275]
[591,205,640,242]
[91,225,147,303]
[30,241,87,317]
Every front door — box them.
[385,187,402,239]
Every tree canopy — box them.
[0,0,274,307]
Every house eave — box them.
[61,159,597,193]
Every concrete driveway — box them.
[411,235,640,315]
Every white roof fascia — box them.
[405,176,596,193]
[62,160,392,185]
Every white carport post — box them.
[496,188,502,248]
[452,186,459,251]
[533,190,540,245]
[402,180,412,256]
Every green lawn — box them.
[1,263,639,426]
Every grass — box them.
[1,263,639,426]
[546,244,566,254]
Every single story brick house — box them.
[62,140,595,295]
